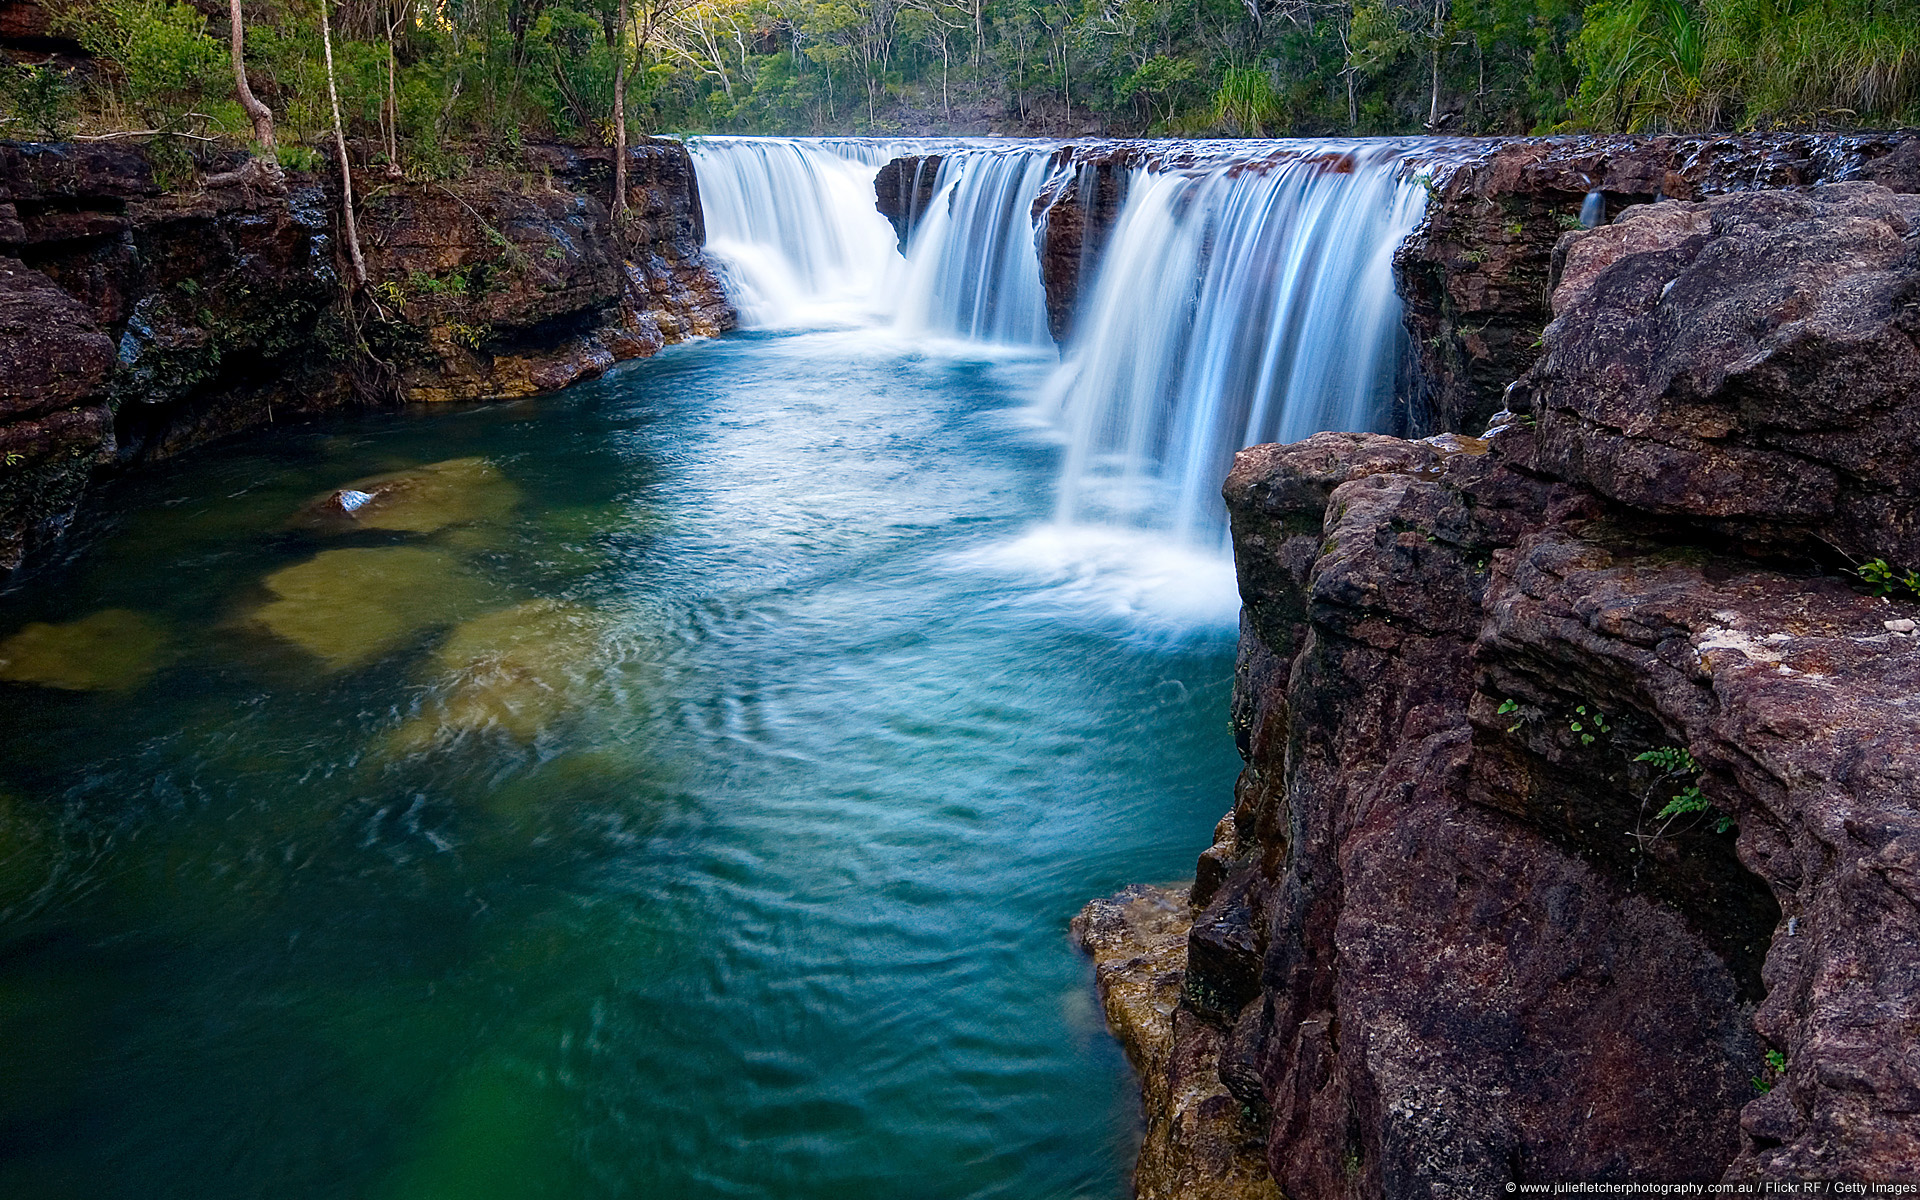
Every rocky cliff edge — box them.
[1084,181,1920,1194]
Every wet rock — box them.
[873,154,944,245]
[0,608,170,691]
[1030,149,1130,343]
[249,546,493,669]
[1074,884,1281,1200]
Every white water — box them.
[893,149,1055,345]
[1047,145,1428,542]
[688,138,903,327]
[685,136,1429,570]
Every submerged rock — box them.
[250,546,493,669]
[301,457,522,535]
[0,608,170,691]
[380,599,608,754]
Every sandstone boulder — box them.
[1515,184,1920,569]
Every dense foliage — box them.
[2,0,1914,151]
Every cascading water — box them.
[1046,144,1429,543]
[687,137,902,326]
[893,149,1055,345]
[688,136,1057,345]
[686,136,1432,621]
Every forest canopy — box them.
[2,0,1915,155]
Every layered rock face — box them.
[0,139,732,574]
[1092,182,1920,1195]
[361,144,731,404]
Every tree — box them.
[319,0,368,285]
[614,0,631,218]
[228,0,277,149]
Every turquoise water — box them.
[0,329,1242,1198]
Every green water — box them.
[0,329,1243,1198]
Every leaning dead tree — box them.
[613,0,631,221]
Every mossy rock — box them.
[380,599,608,754]
[0,609,172,691]
[300,457,522,535]
[251,546,495,670]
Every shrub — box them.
[60,0,235,133]
[0,60,80,140]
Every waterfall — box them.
[686,137,903,327]
[894,148,1056,345]
[1046,144,1429,543]
[687,136,1057,344]
[685,136,1430,553]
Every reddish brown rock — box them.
[0,255,113,570]
[1030,149,1129,344]
[873,154,944,245]
[1394,131,1920,436]
[1514,184,1920,569]
[361,141,733,405]
[0,255,111,420]
[1095,181,1920,1195]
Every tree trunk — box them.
[613,0,630,222]
[228,0,276,151]
[385,2,401,174]
[320,0,368,287]
[1427,0,1443,128]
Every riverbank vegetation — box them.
[2,0,1915,149]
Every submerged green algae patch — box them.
[251,547,496,670]
[303,458,523,536]
[380,600,610,755]
[377,1059,584,1200]
[0,609,172,691]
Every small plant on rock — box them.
[1853,558,1920,600]
[1496,697,1541,733]
[1635,745,1733,834]
[1569,704,1612,746]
